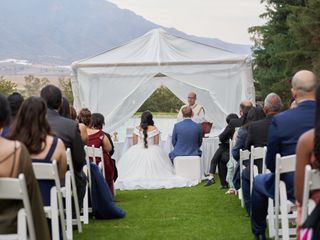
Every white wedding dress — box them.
[115,128,198,190]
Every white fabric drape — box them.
[72,29,255,132]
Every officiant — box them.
[177,92,205,124]
[177,92,212,136]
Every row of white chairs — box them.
[0,174,35,240]
[233,141,301,240]
[238,149,320,240]
[1,146,318,240]
[271,158,320,239]
[0,145,104,240]
[238,146,267,207]
[81,145,106,225]
[272,154,297,240]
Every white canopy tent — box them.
[71,28,255,132]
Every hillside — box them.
[0,0,251,65]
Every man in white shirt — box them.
[177,92,205,123]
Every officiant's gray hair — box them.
[182,106,193,118]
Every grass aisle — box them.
[74,180,253,240]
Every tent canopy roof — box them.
[72,28,248,68]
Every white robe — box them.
[177,103,205,123]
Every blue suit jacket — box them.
[264,100,315,201]
[169,119,202,160]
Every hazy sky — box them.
[108,0,266,45]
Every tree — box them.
[138,86,184,113]
[287,0,320,77]
[59,77,74,105]
[23,75,49,97]
[249,0,306,105]
[0,76,17,96]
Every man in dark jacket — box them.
[251,70,317,240]
[41,85,87,207]
[204,113,238,187]
[241,93,283,215]
[204,99,252,187]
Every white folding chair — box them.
[61,148,82,239]
[173,156,201,182]
[274,154,297,240]
[249,146,267,194]
[0,174,36,240]
[301,165,320,224]
[239,149,250,207]
[86,145,105,180]
[32,160,67,240]
[262,146,268,174]
[81,146,93,224]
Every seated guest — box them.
[91,113,115,156]
[231,106,265,192]
[9,97,67,206]
[78,123,88,144]
[241,93,283,215]
[169,106,202,162]
[215,99,252,192]
[232,107,266,161]
[0,93,50,239]
[60,98,88,144]
[115,111,197,190]
[0,92,23,137]
[230,99,253,128]
[250,70,317,240]
[231,106,253,162]
[7,92,24,125]
[91,113,117,181]
[78,108,114,195]
[70,106,77,121]
[295,85,320,238]
[40,85,87,208]
[204,113,238,188]
[59,96,71,118]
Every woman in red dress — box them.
[78,108,114,196]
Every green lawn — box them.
[74,180,253,240]
[134,112,177,117]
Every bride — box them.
[115,111,198,190]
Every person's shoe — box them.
[225,188,236,195]
[254,234,266,240]
[204,178,215,187]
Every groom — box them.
[169,106,202,162]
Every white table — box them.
[113,135,219,177]
[201,137,220,176]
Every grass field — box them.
[134,112,178,117]
[74,180,254,240]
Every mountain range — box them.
[0,0,251,65]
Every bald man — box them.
[250,70,317,240]
[229,99,253,128]
[177,92,205,123]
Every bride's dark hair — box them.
[140,111,154,148]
